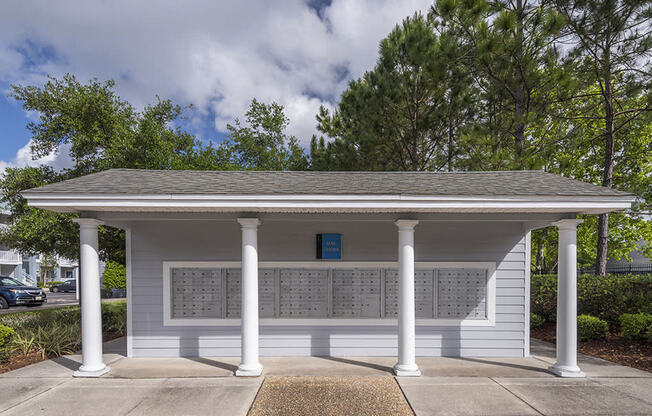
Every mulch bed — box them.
[0,351,45,374]
[0,331,124,375]
[532,322,652,373]
[248,376,414,416]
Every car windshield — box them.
[0,277,23,286]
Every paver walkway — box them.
[249,376,414,416]
[0,337,650,415]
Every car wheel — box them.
[0,297,8,309]
[51,287,58,293]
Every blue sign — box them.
[317,233,341,259]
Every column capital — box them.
[237,218,261,229]
[553,219,584,230]
[72,218,104,228]
[395,219,419,230]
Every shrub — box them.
[646,326,652,343]
[38,281,62,288]
[619,313,652,340]
[531,274,558,321]
[0,324,15,362]
[102,302,127,335]
[531,274,652,326]
[577,315,609,341]
[530,313,545,329]
[103,261,126,290]
[19,323,81,359]
[0,302,126,360]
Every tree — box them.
[552,0,652,274]
[312,14,457,171]
[223,99,308,171]
[9,74,135,175]
[431,0,567,169]
[528,80,652,273]
[38,253,58,285]
[1,76,308,265]
[1,75,231,264]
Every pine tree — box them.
[552,0,652,275]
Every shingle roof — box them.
[23,169,632,198]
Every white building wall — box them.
[128,215,534,358]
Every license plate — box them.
[35,296,42,300]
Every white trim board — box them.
[524,231,532,358]
[162,261,497,328]
[24,193,634,214]
[125,228,134,357]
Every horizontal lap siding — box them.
[130,218,529,358]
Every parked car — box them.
[49,279,76,293]
[0,276,47,309]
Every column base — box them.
[73,365,110,378]
[393,363,421,377]
[236,363,263,377]
[548,364,585,378]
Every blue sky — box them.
[0,93,30,161]
[0,0,432,172]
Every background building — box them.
[1,208,79,284]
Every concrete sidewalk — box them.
[1,337,650,415]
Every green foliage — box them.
[430,0,567,169]
[102,302,127,334]
[0,302,126,359]
[312,13,471,171]
[0,166,81,261]
[39,253,58,284]
[0,308,81,359]
[1,75,310,265]
[224,99,308,171]
[530,313,545,329]
[102,261,126,290]
[530,274,558,321]
[37,281,64,288]
[312,0,651,272]
[531,274,652,326]
[577,315,609,341]
[0,324,15,362]
[619,313,652,341]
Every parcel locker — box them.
[279,269,328,317]
[437,269,487,319]
[384,269,434,318]
[171,268,224,319]
[332,269,381,318]
[226,268,276,318]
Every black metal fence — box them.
[578,263,652,275]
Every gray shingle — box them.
[22,169,633,198]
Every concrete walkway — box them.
[1,337,650,415]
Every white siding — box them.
[128,216,531,357]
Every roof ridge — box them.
[105,168,548,174]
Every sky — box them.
[0,0,433,173]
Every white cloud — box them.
[0,141,73,175]
[0,0,432,149]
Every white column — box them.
[549,219,585,378]
[236,218,263,376]
[394,219,420,377]
[72,218,109,377]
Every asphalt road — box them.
[0,292,79,314]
